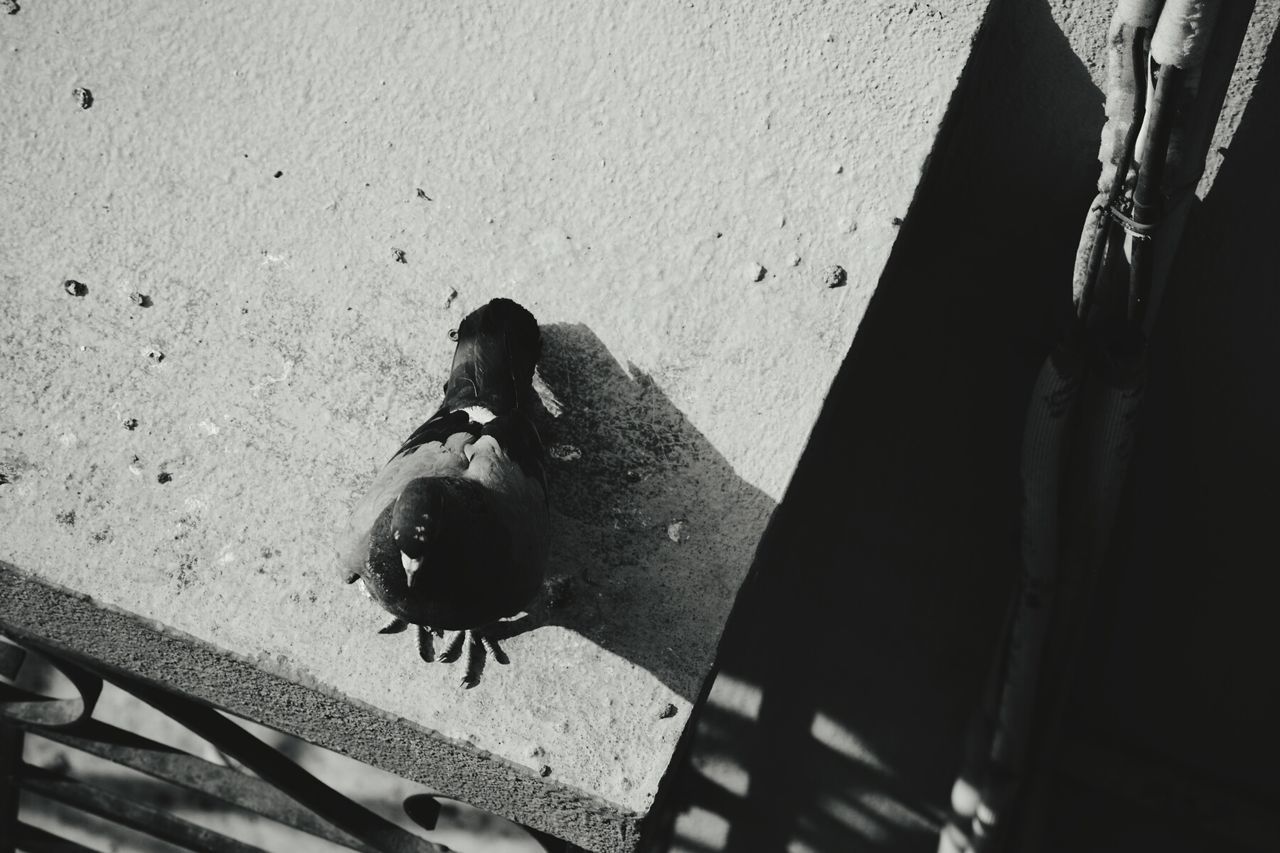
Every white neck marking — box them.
[461,405,496,425]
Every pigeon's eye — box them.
[448,328,459,342]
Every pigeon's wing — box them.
[480,411,547,492]
[335,410,482,580]
[393,408,482,460]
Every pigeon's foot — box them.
[427,625,510,688]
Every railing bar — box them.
[2,724,23,853]
[25,721,381,853]
[107,673,445,853]
[0,643,25,681]
[14,821,101,853]
[20,769,268,853]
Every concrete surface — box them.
[657,1,1280,851]
[0,1,989,849]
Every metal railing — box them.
[0,633,574,853]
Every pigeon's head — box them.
[357,476,513,626]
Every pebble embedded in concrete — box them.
[443,287,458,309]
[63,279,87,297]
[122,418,138,430]
[746,263,766,283]
[130,291,151,307]
[549,444,582,462]
[146,349,164,363]
[659,703,677,720]
[822,265,848,289]
[787,253,802,267]
[73,87,93,109]
[543,575,574,610]
[667,520,688,544]
[392,248,407,264]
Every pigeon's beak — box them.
[402,552,424,589]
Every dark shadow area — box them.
[1061,4,1280,845]
[656,0,1106,850]
[528,322,778,702]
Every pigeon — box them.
[337,298,549,687]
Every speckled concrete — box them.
[0,1,988,850]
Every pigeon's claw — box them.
[415,626,438,662]
[438,630,466,663]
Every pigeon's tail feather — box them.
[444,298,541,415]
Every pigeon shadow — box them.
[511,322,779,703]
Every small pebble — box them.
[891,216,903,227]
[822,265,848,289]
[543,575,574,609]
[667,520,687,544]
[122,417,139,430]
[63,279,87,297]
[146,349,164,363]
[73,87,93,109]
[787,253,802,267]
[659,703,678,720]
[539,765,552,778]
[777,214,787,228]
[832,163,844,174]
[443,287,458,309]
[549,444,582,462]
[416,188,432,200]
[157,472,172,484]
[3,1,19,16]
[746,263,766,283]
[129,291,151,307]
[273,170,283,178]
[392,247,407,264]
